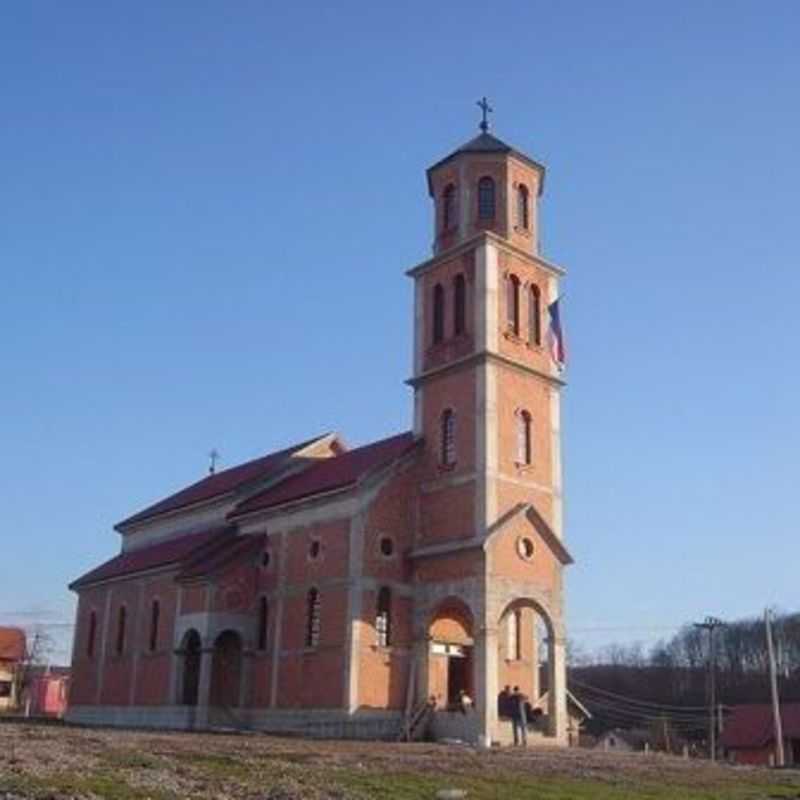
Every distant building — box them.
[0,627,25,711]
[28,666,69,718]
[722,703,800,766]
[595,728,650,753]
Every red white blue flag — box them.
[547,298,566,371]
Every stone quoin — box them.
[67,113,574,745]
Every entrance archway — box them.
[179,629,201,706]
[209,630,243,708]
[497,597,563,738]
[428,598,474,709]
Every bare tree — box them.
[14,627,56,716]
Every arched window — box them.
[517,410,533,465]
[478,177,495,219]
[115,605,127,656]
[516,184,530,229]
[376,587,392,647]
[440,409,456,467]
[258,596,269,651]
[529,285,542,346]
[306,588,321,648]
[453,274,466,336]
[86,610,97,658]
[432,283,445,344]
[507,610,522,660]
[507,274,521,335]
[442,184,456,231]
[149,599,160,652]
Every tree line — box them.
[569,610,800,731]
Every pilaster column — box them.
[474,626,499,747]
[413,636,430,706]
[240,648,255,710]
[195,646,214,728]
[547,635,568,744]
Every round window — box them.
[309,540,321,559]
[379,536,394,557]
[517,537,535,561]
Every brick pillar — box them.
[547,635,568,743]
[474,626,498,747]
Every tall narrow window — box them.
[507,610,522,660]
[432,283,445,344]
[440,409,456,467]
[87,611,97,658]
[149,599,160,652]
[376,587,392,647]
[517,410,533,465]
[258,597,269,651]
[115,606,127,656]
[516,185,530,229]
[529,285,541,346]
[306,588,321,648]
[442,184,456,231]
[507,274,521,335]
[453,274,466,336]
[478,177,495,219]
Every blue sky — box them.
[2,2,798,663]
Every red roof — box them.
[70,527,230,589]
[117,434,328,528]
[0,627,26,662]
[231,431,417,516]
[178,533,266,581]
[722,703,800,749]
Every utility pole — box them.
[765,608,785,767]
[694,616,724,762]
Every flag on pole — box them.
[547,298,566,371]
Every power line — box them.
[571,678,709,712]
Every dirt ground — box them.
[1,721,800,800]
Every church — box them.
[67,109,574,746]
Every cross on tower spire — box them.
[477,96,493,133]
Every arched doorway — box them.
[428,598,474,709]
[180,629,202,706]
[209,630,243,708]
[497,598,563,739]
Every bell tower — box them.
[407,106,573,746]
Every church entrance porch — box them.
[426,599,475,712]
[430,642,473,709]
[494,597,567,745]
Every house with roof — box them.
[594,728,652,753]
[722,703,800,766]
[67,114,575,745]
[0,627,26,712]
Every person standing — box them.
[498,685,512,718]
[510,685,528,746]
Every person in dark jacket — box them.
[510,686,528,746]
[497,685,512,718]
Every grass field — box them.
[1,722,799,800]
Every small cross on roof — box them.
[477,96,493,132]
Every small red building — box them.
[28,667,70,718]
[722,703,800,766]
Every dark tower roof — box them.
[427,131,546,195]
